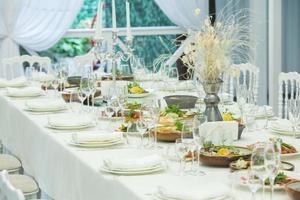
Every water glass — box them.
[287,99,300,139]
[175,138,187,176]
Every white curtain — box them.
[154,0,208,29]
[0,0,83,76]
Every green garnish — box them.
[175,121,183,131]
[126,102,141,110]
[127,82,141,89]
[265,172,288,185]
[163,105,184,117]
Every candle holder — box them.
[93,31,134,87]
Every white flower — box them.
[194,8,201,16]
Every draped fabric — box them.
[154,0,208,29]
[0,0,83,76]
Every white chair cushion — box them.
[8,174,39,195]
[0,154,22,172]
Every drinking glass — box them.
[192,114,207,175]
[88,73,97,107]
[250,142,267,200]
[51,79,60,97]
[287,99,300,139]
[265,140,281,200]
[244,106,256,132]
[236,85,247,122]
[175,138,187,176]
[136,118,148,148]
[247,170,261,200]
[167,67,179,92]
[79,77,90,111]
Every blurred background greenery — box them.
[35,0,176,67]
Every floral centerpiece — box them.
[181,8,254,121]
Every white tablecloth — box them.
[0,90,297,200]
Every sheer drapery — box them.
[154,0,208,29]
[0,0,83,77]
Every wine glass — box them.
[79,77,90,112]
[51,78,60,97]
[265,140,281,200]
[287,99,300,139]
[167,67,179,92]
[175,138,187,176]
[236,85,247,122]
[250,142,267,200]
[88,73,97,107]
[192,114,207,175]
[136,118,148,149]
[247,169,261,200]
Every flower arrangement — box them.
[181,7,254,83]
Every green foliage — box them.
[38,0,176,66]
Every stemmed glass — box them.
[167,67,179,92]
[51,78,60,97]
[79,77,90,112]
[247,169,261,200]
[175,138,187,176]
[250,142,267,200]
[287,99,300,139]
[88,73,97,108]
[236,85,247,122]
[192,114,207,175]
[136,118,148,149]
[265,139,281,200]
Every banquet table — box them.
[0,88,298,200]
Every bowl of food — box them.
[286,181,300,200]
[163,95,198,109]
[199,144,252,167]
[67,76,81,86]
[127,82,150,98]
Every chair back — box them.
[2,55,51,80]
[278,72,300,118]
[222,63,259,102]
[0,170,25,200]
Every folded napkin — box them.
[271,119,294,132]
[71,132,122,144]
[6,87,43,97]
[199,121,238,144]
[0,78,7,87]
[7,76,27,87]
[157,181,229,200]
[103,154,163,171]
[48,114,92,127]
[26,99,66,110]
[32,72,55,82]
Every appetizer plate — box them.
[271,128,300,137]
[281,148,300,158]
[199,146,252,167]
[24,106,67,113]
[237,171,300,190]
[45,123,95,130]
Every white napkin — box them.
[157,181,229,200]
[271,119,293,132]
[71,132,122,144]
[6,87,43,97]
[26,99,66,110]
[48,114,92,127]
[32,72,55,82]
[0,78,7,87]
[103,154,163,171]
[7,76,27,87]
[199,121,238,144]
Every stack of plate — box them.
[69,132,123,148]
[271,119,300,136]
[255,106,273,118]
[0,76,27,88]
[101,154,165,175]
[47,114,94,130]
[6,87,43,98]
[25,99,67,113]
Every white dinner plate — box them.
[128,92,151,98]
[24,106,67,113]
[69,140,123,148]
[46,123,95,130]
[7,92,43,98]
[271,128,300,136]
[100,164,165,175]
